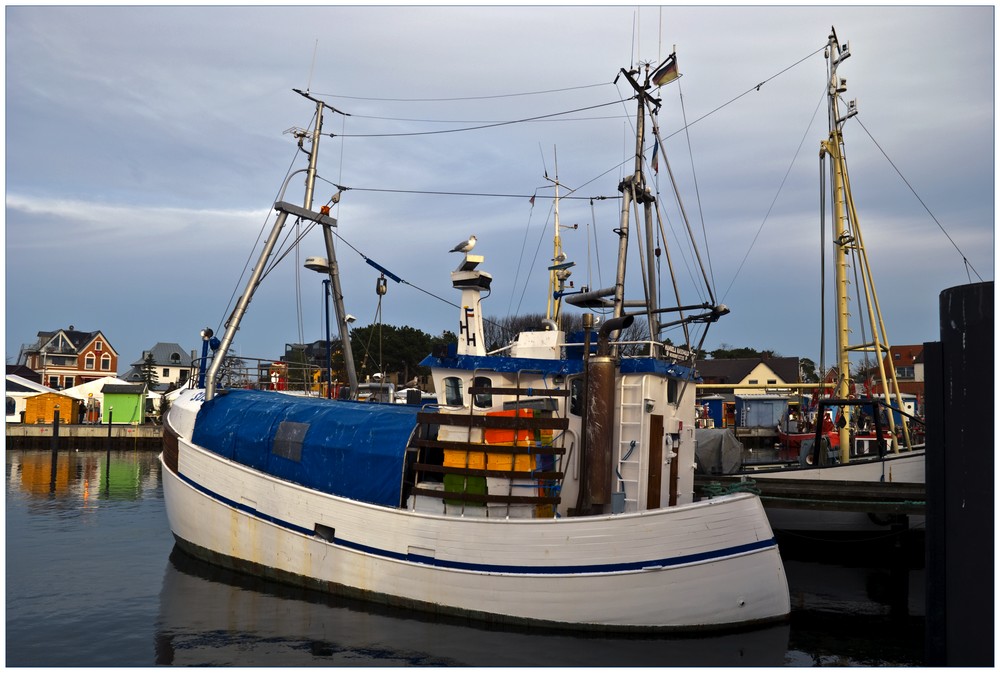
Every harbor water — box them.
[5,448,925,666]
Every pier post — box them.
[51,407,60,453]
[924,281,993,666]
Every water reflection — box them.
[6,448,161,502]
[156,547,791,667]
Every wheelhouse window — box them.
[443,376,464,406]
[668,378,678,405]
[473,376,493,408]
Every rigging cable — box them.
[506,185,545,321]
[216,125,313,340]
[719,85,827,303]
[322,99,632,139]
[647,106,715,314]
[853,117,983,283]
[675,77,717,300]
[312,81,613,103]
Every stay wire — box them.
[675,78,716,300]
[853,116,983,283]
[325,98,633,138]
[720,85,827,303]
[217,126,313,339]
[312,81,612,103]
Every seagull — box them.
[449,235,477,254]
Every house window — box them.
[748,379,758,385]
[896,366,914,380]
[100,354,111,371]
[162,368,170,378]
[64,377,74,388]
[85,354,95,370]
[767,379,777,385]
[473,376,492,408]
[95,342,102,351]
[443,376,464,406]
[48,376,59,389]
[170,352,181,364]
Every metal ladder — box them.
[616,377,646,511]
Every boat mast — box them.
[822,30,855,457]
[821,29,910,459]
[205,90,358,400]
[545,152,564,324]
[613,67,656,325]
[545,150,577,328]
[298,90,360,398]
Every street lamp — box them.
[198,328,214,388]
[304,257,334,398]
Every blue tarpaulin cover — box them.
[191,389,420,507]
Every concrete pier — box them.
[5,423,163,450]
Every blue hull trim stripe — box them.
[177,470,777,575]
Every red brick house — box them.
[17,327,119,390]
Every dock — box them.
[694,475,925,514]
[5,423,163,451]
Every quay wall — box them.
[5,423,163,451]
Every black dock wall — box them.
[924,280,993,667]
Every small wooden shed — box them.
[23,392,81,425]
[101,384,147,424]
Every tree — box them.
[349,324,453,383]
[799,357,819,383]
[215,355,250,389]
[139,353,159,388]
[709,344,778,359]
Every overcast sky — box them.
[5,4,994,374]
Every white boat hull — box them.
[748,451,925,533]
[161,435,789,631]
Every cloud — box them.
[5,5,993,370]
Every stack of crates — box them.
[484,409,538,517]
[439,425,487,514]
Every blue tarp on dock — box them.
[191,389,420,507]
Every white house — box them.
[123,342,196,391]
[5,374,56,423]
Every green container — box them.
[443,473,486,505]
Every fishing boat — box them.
[160,63,790,631]
[729,29,926,533]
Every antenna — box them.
[307,39,319,93]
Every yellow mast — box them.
[545,150,576,327]
[545,154,563,323]
[820,29,911,462]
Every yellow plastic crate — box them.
[486,450,533,472]
[443,449,486,469]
